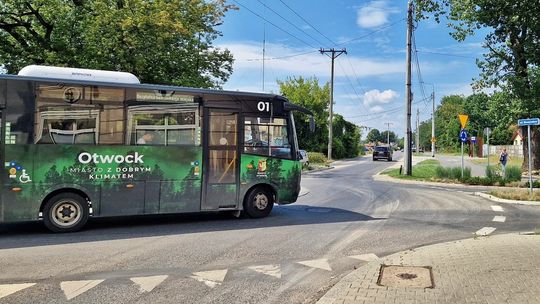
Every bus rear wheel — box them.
[43,193,89,233]
[243,187,274,218]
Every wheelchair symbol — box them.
[19,169,32,183]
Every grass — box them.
[383,159,440,180]
[489,189,540,201]
[471,155,523,167]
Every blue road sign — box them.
[471,136,476,143]
[518,118,540,126]
[459,129,468,143]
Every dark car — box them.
[373,146,393,161]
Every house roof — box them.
[511,129,523,142]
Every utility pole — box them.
[320,48,347,160]
[431,90,436,157]
[384,122,393,146]
[404,1,413,175]
[416,108,420,153]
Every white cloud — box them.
[357,1,399,29]
[363,89,399,107]
[369,105,385,113]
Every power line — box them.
[345,95,430,119]
[232,0,317,49]
[239,50,319,62]
[337,18,406,46]
[278,0,337,46]
[416,50,477,59]
[255,0,327,47]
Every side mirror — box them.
[309,116,315,132]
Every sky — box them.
[216,0,488,138]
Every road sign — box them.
[518,118,540,126]
[431,136,436,143]
[458,114,469,129]
[459,129,468,143]
[471,136,476,143]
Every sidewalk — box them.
[317,233,540,304]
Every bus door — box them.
[202,108,239,210]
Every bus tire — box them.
[43,193,89,233]
[243,186,274,218]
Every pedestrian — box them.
[499,148,509,178]
[137,132,155,145]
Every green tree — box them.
[0,0,234,88]
[332,114,360,158]
[434,95,464,152]
[415,0,540,170]
[380,130,397,145]
[278,76,329,153]
[366,128,382,144]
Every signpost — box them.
[484,127,491,170]
[459,129,468,178]
[518,118,540,193]
[458,114,469,178]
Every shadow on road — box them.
[0,205,383,249]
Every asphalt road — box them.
[1,153,540,304]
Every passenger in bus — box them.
[137,132,155,144]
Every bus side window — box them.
[243,116,291,159]
[36,111,99,145]
[128,107,199,146]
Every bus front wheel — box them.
[243,187,274,218]
[43,193,89,233]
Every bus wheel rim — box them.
[52,200,81,227]
[253,193,268,210]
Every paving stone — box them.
[317,234,540,304]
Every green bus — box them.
[0,65,312,232]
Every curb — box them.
[474,191,540,206]
[302,166,334,175]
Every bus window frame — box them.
[126,104,200,146]
[241,112,294,160]
[35,108,100,144]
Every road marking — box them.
[60,280,104,300]
[0,283,35,299]
[297,259,332,271]
[130,275,168,293]
[348,253,379,262]
[491,205,504,212]
[492,216,506,222]
[475,227,496,236]
[248,264,281,279]
[190,269,228,288]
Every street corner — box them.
[475,191,540,206]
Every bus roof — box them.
[0,72,284,101]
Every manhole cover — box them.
[377,265,434,288]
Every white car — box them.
[299,150,309,165]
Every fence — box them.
[483,145,523,157]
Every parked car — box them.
[299,149,309,166]
[372,146,393,161]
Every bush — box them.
[308,152,328,164]
[485,165,499,179]
[524,180,540,188]
[505,165,522,182]
[435,166,450,179]
[435,166,471,180]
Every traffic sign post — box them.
[484,127,491,170]
[518,118,540,193]
[459,129,468,178]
